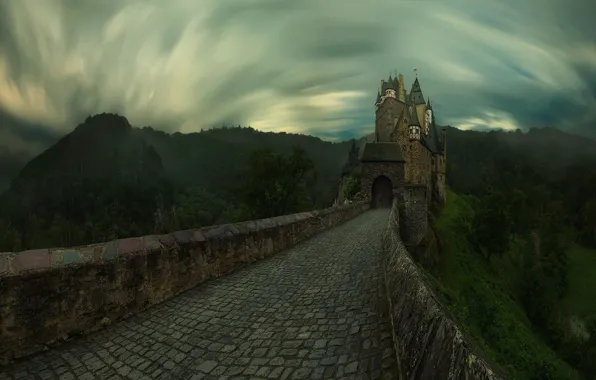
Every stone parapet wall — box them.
[0,201,370,366]
[382,198,505,380]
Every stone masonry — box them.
[0,209,397,380]
[360,162,405,205]
[381,198,506,380]
[0,202,369,367]
[402,185,428,246]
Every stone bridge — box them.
[0,200,503,380]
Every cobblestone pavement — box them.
[0,209,398,380]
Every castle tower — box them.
[408,106,421,141]
[409,78,428,136]
[375,75,407,142]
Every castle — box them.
[337,71,448,241]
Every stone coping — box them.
[0,200,370,366]
[0,202,367,278]
[382,198,505,380]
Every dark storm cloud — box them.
[0,0,595,150]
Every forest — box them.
[0,114,595,379]
[420,127,596,380]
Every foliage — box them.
[343,170,361,201]
[238,146,317,219]
[468,190,511,261]
[431,190,581,380]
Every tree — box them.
[0,219,22,252]
[343,171,361,201]
[470,190,511,261]
[581,199,596,247]
[240,146,316,219]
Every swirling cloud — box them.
[0,0,594,151]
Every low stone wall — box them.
[0,201,370,366]
[382,198,505,380]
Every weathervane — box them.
[413,68,418,78]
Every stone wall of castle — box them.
[376,98,406,143]
[404,141,433,187]
[360,162,405,204]
[392,117,409,155]
[402,185,428,246]
[0,201,370,366]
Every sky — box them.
[0,0,595,153]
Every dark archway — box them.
[371,175,393,208]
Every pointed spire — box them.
[409,77,425,105]
[375,90,381,105]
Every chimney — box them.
[441,128,447,159]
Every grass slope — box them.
[426,189,581,380]
[564,244,596,319]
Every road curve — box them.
[0,209,398,380]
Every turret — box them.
[375,90,381,109]
[376,75,402,142]
[408,106,421,141]
[382,75,397,99]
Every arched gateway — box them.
[371,175,393,208]
[358,142,406,208]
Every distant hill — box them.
[0,114,172,247]
[0,149,30,193]
[444,126,596,194]
[0,114,361,249]
[137,125,357,204]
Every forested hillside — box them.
[0,113,356,251]
[420,127,596,380]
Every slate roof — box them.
[409,106,421,126]
[380,75,399,94]
[360,142,405,162]
[409,78,426,105]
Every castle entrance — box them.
[371,175,393,208]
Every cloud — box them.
[0,0,594,147]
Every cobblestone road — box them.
[0,209,397,380]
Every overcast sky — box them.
[0,0,595,151]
